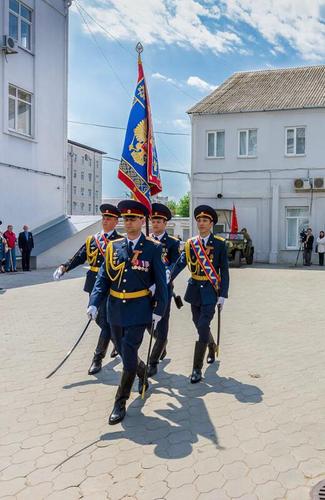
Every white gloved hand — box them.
[217,297,225,311]
[149,284,156,296]
[152,313,162,329]
[53,265,65,281]
[166,269,171,284]
[87,305,98,320]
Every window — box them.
[238,129,257,157]
[285,127,305,156]
[286,207,309,249]
[96,190,99,198]
[9,0,32,50]
[88,173,92,182]
[207,131,225,158]
[73,186,77,195]
[81,202,85,211]
[96,160,99,168]
[95,205,98,212]
[8,84,32,136]
[88,204,92,212]
[73,201,77,209]
[88,189,92,197]
[74,154,77,162]
[81,171,84,180]
[81,187,84,196]
[73,170,77,179]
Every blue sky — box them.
[68,0,325,200]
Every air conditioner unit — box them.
[2,36,18,54]
[294,178,311,190]
[313,177,325,189]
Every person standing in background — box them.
[3,225,17,272]
[303,228,314,266]
[316,230,325,266]
[18,225,34,271]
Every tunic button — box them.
[123,290,126,293]
[123,279,126,282]
[124,269,127,273]
[200,285,203,288]
[122,300,126,303]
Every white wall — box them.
[191,109,325,263]
[0,0,69,231]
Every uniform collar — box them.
[200,233,212,246]
[151,231,166,242]
[101,229,114,238]
[127,233,142,248]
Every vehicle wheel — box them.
[246,250,254,265]
[234,250,242,267]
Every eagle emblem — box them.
[129,119,147,166]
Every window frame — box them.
[9,0,33,51]
[206,130,225,159]
[285,126,306,157]
[285,206,309,250]
[238,128,257,158]
[8,83,32,137]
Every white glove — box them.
[149,284,156,296]
[217,297,225,311]
[166,269,171,284]
[53,265,65,281]
[152,313,162,329]
[87,305,98,320]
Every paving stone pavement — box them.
[1,265,325,500]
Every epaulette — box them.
[112,237,125,243]
[214,235,225,242]
[146,236,161,245]
[168,235,179,241]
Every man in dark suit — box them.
[18,225,34,271]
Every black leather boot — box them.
[190,341,208,383]
[207,332,217,364]
[109,370,136,425]
[110,346,118,358]
[137,358,149,395]
[88,333,109,375]
[147,338,167,377]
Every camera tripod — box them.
[294,242,304,267]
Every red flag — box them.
[230,204,238,233]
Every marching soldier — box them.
[171,205,229,383]
[87,200,168,425]
[53,204,122,375]
[147,203,180,377]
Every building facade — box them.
[0,0,71,231]
[67,140,105,215]
[189,66,325,264]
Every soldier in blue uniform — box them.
[147,203,180,377]
[87,200,168,424]
[53,204,122,375]
[171,205,229,383]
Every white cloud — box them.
[173,118,190,129]
[187,76,216,92]
[152,72,179,85]
[221,0,325,61]
[80,0,242,55]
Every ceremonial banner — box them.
[118,47,162,212]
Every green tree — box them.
[177,192,190,217]
[166,199,177,216]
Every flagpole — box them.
[135,42,150,237]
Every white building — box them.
[189,65,325,264]
[67,140,105,216]
[0,0,71,232]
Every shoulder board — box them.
[214,235,225,242]
[112,237,125,243]
[168,235,179,241]
[146,236,160,245]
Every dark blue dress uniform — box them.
[147,203,180,376]
[171,205,230,383]
[89,199,168,424]
[63,204,122,374]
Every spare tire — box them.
[234,250,242,267]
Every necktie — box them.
[104,233,108,239]
[128,241,134,256]
[154,236,159,241]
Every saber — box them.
[46,319,92,379]
[141,320,155,399]
[216,304,221,358]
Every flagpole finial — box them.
[136,42,143,54]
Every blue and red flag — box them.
[118,52,162,213]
